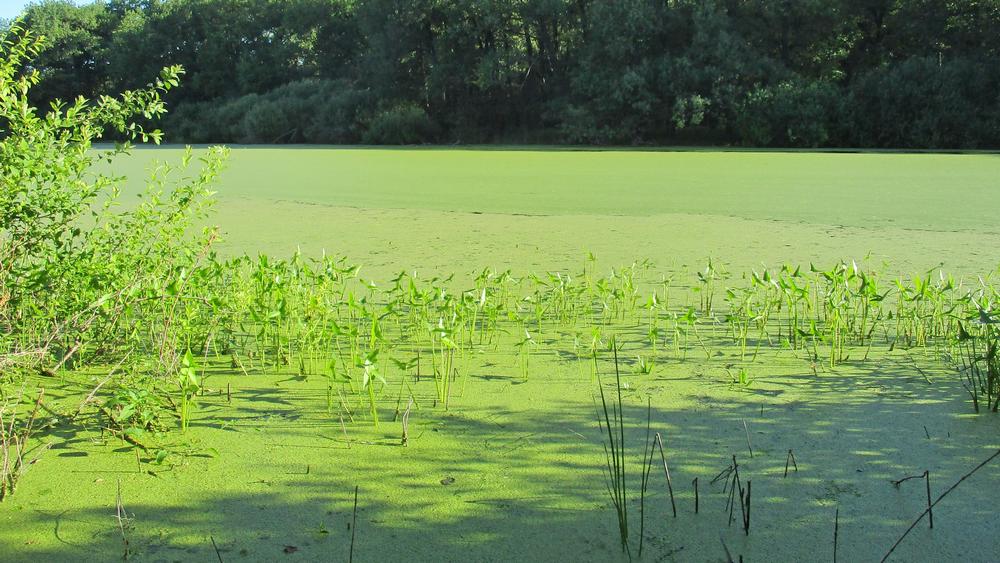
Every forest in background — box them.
[8,0,1000,147]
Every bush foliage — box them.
[0,23,227,378]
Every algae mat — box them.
[3,148,1000,561]
[109,147,1000,276]
[114,147,1000,231]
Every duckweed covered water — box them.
[4,149,1000,562]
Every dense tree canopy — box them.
[7,0,1000,147]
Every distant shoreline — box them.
[96,143,1000,155]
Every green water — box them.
[3,148,999,561]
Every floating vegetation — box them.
[6,250,1000,445]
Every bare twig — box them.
[115,480,131,560]
[924,471,933,529]
[401,397,413,446]
[339,413,351,449]
[711,462,735,485]
[744,480,751,535]
[833,507,839,563]
[654,432,677,517]
[742,419,753,458]
[349,485,359,563]
[74,353,130,418]
[881,449,1000,562]
[720,535,735,563]
[1,387,46,501]
[210,535,223,562]
[784,449,798,478]
[890,474,925,488]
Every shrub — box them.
[0,23,227,377]
[361,103,439,145]
[166,79,367,144]
[847,56,1000,149]
[736,81,843,147]
[303,82,368,144]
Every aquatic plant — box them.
[176,350,201,432]
[595,336,630,556]
[0,387,46,501]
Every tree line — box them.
[9,0,1000,147]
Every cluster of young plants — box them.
[953,304,1000,412]
[96,252,996,430]
[712,262,995,372]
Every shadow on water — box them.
[2,344,1000,562]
